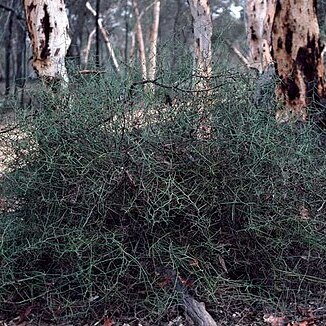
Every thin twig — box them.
[129,77,233,94]
[78,70,107,75]
[0,124,18,134]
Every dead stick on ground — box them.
[183,295,218,326]
[157,267,218,326]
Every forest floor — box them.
[1,302,326,325]
[0,110,19,173]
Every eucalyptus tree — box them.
[246,0,325,121]
[271,0,325,121]
[188,0,213,90]
[23,0,71,85]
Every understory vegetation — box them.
[1,68,326,324]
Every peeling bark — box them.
[246,0,326,121]
[188,0,212,90]
[23,0,71,85]
[272,0,325,121]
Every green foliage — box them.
[1,70,326,323]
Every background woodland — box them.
[1,1,326,325]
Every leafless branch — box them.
[78,69,106,75]
[129,76,234,95]
[85,1,120,73]
[225,40,251,69]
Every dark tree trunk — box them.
[15,18,27,107]
[15,15,26,89]
[67,0,88,67]
[95,0,101,67]
[5,10,14,95]
[124,0,130,64]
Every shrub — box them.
[1,70,326,323]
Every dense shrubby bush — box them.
[1,70,326,323]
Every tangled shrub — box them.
[1,71,326,323]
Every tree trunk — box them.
[4,8,13,95]
[86,1,120,74]
[148,0,160,82]
[129,31,136,62]
[171,0,183,71]
[271,0,325,121]
[188,0,212,90]
[15,3,27,106]
[133,0,147,81]
[246,0,274,73]
[15,12,27,90]
[23,0,71,85]
[95,0,100,67]
[67,0,88,67]
[124,0,130,65]
[82,28,96,67]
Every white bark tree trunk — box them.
[82,28,96,67]
[129,31,136,61]
[148,0,160,82]
[188,0,212,90]
[246,0,274,73]
[24,0,71,84]
[133,0,147,81]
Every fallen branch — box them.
[156,267,218,326]
[183,295,218,326]
[82,28,96,67]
